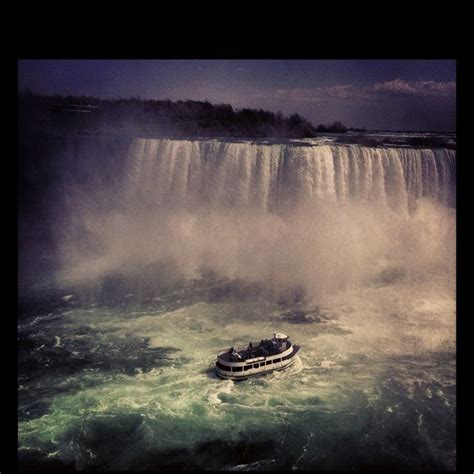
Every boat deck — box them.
[219,340,290,362]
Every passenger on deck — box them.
[247,342,253,357]
[232,348,242,360]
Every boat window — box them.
[253,364,259,369]
[260,362,265,367]
[274,358,281,363]
[216,362,231,371]
[266,360,272,365]
[244,365,251,371]
[233,366,243,372]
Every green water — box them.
[18,277,455,470]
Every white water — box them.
[18,284,456,469]
[124,139,455,213]
[64,139,455,303]
[21,137,457,470]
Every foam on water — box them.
[19,271,455,468]
[19,138,456,470]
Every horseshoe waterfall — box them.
[18,137,456,471]
[124,139,455,212]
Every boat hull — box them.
[215,345,299,380]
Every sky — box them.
[18,59,456,131]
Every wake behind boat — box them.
[215,333,300,380]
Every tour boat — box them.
[215,333,300,380]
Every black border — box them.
[10,21,467,473]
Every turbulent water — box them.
[124,139,455,211]
[18,137,456,470]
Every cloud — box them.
[273,79,456,104]
[274,85,368,103]
[372,79,456,98]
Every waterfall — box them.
[123,139,456,213]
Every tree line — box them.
[19,92,357,138]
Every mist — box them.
[18,135,457,471]
[56,139,456,305]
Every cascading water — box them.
[123,139,455,213]
[19,136,456,471]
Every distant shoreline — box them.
[19,93,455,148]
